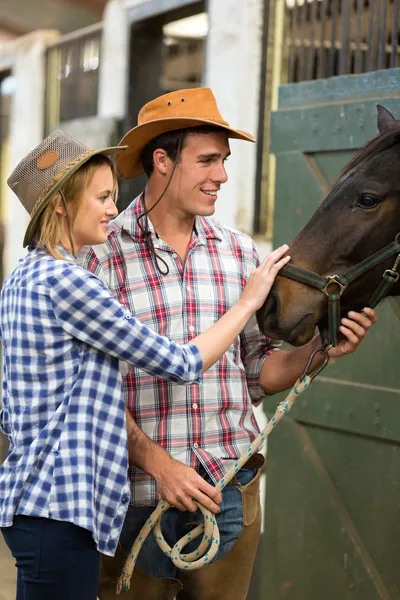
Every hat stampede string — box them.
[137,132,184,276]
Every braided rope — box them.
[117,375,311,594]
[30,150,96,220]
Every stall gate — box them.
[261,66,400,599]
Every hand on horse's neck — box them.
[144,189,195,262]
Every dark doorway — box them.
[119,1,206,208]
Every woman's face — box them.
[70,164,118,252]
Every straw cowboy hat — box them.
[116,87,256,179]
[7,130,126,248]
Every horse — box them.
[257,105,400,348]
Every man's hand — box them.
[153,455,222,514]
[328,307,378,359]
[260,307,378,395]
[125,409,222,513]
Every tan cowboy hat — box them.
[116,87,255,179]
[7,130,127,248]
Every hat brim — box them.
[116,118,256,179]
[23,146,127,248]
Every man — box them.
[81,88,376,599]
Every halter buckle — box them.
[321,275,347,297]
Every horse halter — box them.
[279,232,400,349]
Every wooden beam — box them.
[0,19,29,37]
[58,0,106,19]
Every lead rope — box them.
[117,347,330,594]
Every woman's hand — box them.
[240,245,290,312]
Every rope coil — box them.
[117,375,311,594]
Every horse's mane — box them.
[337,125,400,183]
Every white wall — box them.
[205,0,264,237]
[98,0,130,120]
[1,30,59,277]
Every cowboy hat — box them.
[116,87,255,179]
[7,130,127,248]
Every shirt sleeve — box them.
[50,263,203,385]
[240,242,279,405]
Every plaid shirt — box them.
[0,247,202,555]
[81,196,276,507]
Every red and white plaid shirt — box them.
[81,196,276,507]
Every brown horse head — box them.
[257,105,400,346]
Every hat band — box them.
[30,148,95,220]
[139,115,231,128]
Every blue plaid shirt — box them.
[0,247,202,555]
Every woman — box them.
[0,130,289,600]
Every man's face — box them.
[166,131,231,217]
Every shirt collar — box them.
[30,244,76,261]
[115,194,223,243]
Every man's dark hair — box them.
[140,125,226,177]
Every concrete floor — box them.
[0,535,16,600]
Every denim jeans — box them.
[1,515,100,600]
[119,467,257,579]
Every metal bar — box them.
[365,0,373,72]
[366,0,380,71]
[306,0,319,80]
[298,0,307,81]
[390,0,399,67]
[317,0,328,79]
[288,0,299,83]
[378,0,389,70]
[46,22,103,49]
[339,0,351,75]
[328,0,339,77]
[54,30,102,123]
[354,0,363,73]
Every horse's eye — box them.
[358,194,379,209]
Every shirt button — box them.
[186,286,191,292]
[189,325,195,332]
[121,495,129,504]
[193,443,199,449]
[192,403,198,409]
[172,253,177,259]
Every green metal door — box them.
[262,68,400,600]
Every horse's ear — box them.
[377,104,396,133]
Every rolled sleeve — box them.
[0,360,9,438]
[240,313,278,404]
[50,263,203,385]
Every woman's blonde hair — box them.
[34,154,118,260]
